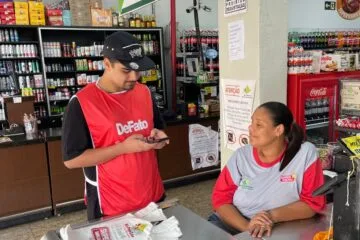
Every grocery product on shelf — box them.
[288,30,360,74]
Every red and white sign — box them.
[309,87,328,97]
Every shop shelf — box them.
[0,89,16,92]
[335,126,360,134]
[16,72,42,76]
[177,76,196,82]
[44,56,103,60]
[176,52,200,57]
[2,57,40,60]
[46,71,75,74]
[304,46,360,52]
[306,121,329,130]
[48,85,76,89]
[49,99,70,102]
[75,70,103,73]
[0,41,38,45]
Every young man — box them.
[62,31,169,220]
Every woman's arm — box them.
[268,200,315,223]
[216,204,250,232]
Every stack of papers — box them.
[52,202,182,240]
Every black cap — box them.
[102,31,155,71]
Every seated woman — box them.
[209,102,325,238]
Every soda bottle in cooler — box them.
[186,30,192,52]
[304,100,311,123]
[200,30,207,49]
[323,98,329,120]
[309,99,316,122]
[179,32,184,52]
[316,98,324,120]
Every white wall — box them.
[288,0,360,30]
[176,0,218,30]
[102,0,218,30]
[218,0,288,167]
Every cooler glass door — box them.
[301,83,338,144]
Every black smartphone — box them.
[146,137,169,144]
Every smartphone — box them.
[146,137,169,144]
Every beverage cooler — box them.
[288,72,360,144]
[288,73,339,144]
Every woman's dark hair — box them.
[258,101,304,171]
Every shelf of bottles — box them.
[39,27,166,115]
[176,29,220,107]
[0,27,47,119]
[41,40,104,116]
[176,30,219,81]
[288,30,360,75]
[304,98,330,127]
[112,12,157,28]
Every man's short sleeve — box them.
[62,97,93,161]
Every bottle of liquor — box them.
[141,16,146,28]
[112,12,119,26]
[147,34,154,55]
[135,14,142,28]
[129,13,135,28]
[142,34,149,55]
[145,16,152,28]
[118,16,125,27]
[151,15,156,27]
[152,34,159,55]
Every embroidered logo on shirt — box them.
[280,174,296,182]
[239,178,254,190]
[116,120,148,135]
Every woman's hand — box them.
[248,211,273,238]
[249,224,272,238]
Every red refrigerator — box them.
[288,71,360,144]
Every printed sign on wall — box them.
[337,0,360,20]
[224,0,247,16]
[221,79,256,151]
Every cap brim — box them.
[122,56,155,71]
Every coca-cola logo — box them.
[310,88,327,97]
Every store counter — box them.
[0,115,220,228]
[0,131,52,228]
[235,207,331,240]
[42,204,237,240]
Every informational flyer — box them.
[224,0,247,16]
[228,20,245,61]
[221,79,256,151]
[189,124,219,170]
[340,80,360,115]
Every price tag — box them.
[13,97,22,104]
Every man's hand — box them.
[248,211,273,238]
[120,134,155,153]
[148,128,170,149]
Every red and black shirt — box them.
[62,82,165,220]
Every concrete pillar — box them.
[218,0,288,167]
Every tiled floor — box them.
[0,179,216,240]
